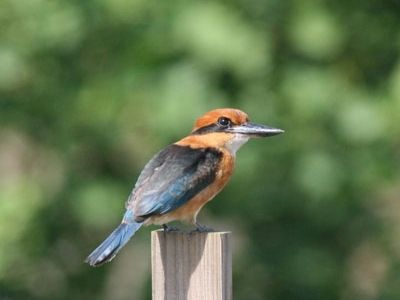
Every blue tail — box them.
[85,212,142,266]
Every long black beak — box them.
[228,122,284,137]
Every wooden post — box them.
[151,230,232,300]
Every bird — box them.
[85,108,283,266]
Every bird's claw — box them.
[194,221,215,233]
[162,224,181,233]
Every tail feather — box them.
[85,221,142,266]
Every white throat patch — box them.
[226,134,250,155]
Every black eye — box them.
[218,117,231,127]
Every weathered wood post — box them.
[151,230,232,300]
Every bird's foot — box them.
[162,224,181,233]
[192,221,215,233]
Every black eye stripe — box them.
[191,117,234,135]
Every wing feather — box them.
[125,144,222,222]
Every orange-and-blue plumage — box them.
[85,108,283,266]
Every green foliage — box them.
[1,0,399,299]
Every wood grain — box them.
[152,230,232,300]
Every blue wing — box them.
[85,144,222,265]
[126,144,222,222]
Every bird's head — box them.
[189,108,283,154]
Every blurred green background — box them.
[1,0,400,299]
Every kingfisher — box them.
[85,108,283,266]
